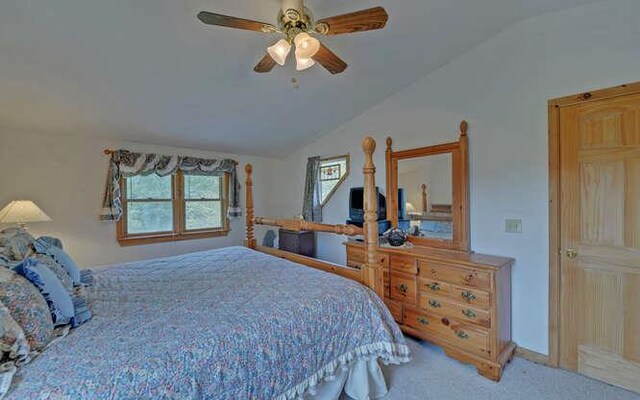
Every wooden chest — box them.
[279,229,315,257]
[345,241,515,381]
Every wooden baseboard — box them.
[515,346,551,366]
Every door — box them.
[559,91,640,392]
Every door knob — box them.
[566,249,578,260]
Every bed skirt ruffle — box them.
[276,341,411,400]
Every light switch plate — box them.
[505,219,523,234]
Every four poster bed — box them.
[244,136,385,297]
[5,137,410,400]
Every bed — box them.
[6,247,409,399]
[4,136,410,399]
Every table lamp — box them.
[0,200,52,230]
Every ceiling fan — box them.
[197,0,389,74]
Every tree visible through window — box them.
[118,171,229,245]
[319,155,349,206]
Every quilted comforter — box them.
[7,246,410,399]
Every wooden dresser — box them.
[345,241,515,381]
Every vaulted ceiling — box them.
[0,0,599,157]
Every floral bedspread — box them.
[7,246,410,399]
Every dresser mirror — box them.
[385,121,470,252]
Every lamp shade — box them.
[295,54,315,71]
[267,39,291,66]
[405,202,416,212]
[0,200,51,225]
[294,32,320,59]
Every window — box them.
[319,155,349,206]
[117,171,229,246]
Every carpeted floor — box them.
[382,338,639,400]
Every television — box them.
[349,187,386,223]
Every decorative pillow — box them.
[33,238,80,284]
[0,267,53,351]
[15,258,75,327]
[79,269,94,287]
[0,301,29,365]
[36,236,63,250]
[0,228,35,261]
[71,286,92,328]
[34,254,74,294]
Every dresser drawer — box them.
[347,247,389,269]
[346,247,365,268]
[418,278,453,295]
[384,299,403,324]
[418,293,491,328]
[452,285,490,309]
[404,307,490,358]
[390,254,418,274]
[419,260,491,290]
[390,272,417,305]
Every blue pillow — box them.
[15,258,75,327]
[33,238,80,285]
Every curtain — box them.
[100,150,241,221]
[302,156,322,222]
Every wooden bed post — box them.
[245,164,256,249]
[362,137,384,298]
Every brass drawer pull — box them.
[456,330,470,339]
[417,317,429,325]
[462,309,477,319]
[462,274,474,283]
[427,282,441,291]
[461,291,476,302]
[428,299,441,308]
[397,284,408,293]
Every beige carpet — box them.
[382,338,639,400]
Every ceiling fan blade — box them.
[197,11,276,33]
[315,7,388,35]
[254,53,277,73]
[313,44,348,74]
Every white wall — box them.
[0,129,279,267]
[270,0,640,354]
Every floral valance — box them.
[100,150,241,221]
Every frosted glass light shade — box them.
[405,202,416,212]
[267,39,291,66]
[295,54,315,71]
[0,200,51,227]
[294,32,320,59]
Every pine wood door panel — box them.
[559,92,640,393]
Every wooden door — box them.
[559,92,640,392]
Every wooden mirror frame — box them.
[385,121,470,252]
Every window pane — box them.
[127,175,172,200]
[185,200,222,230]
[320,157,349,204]
[184,175,220,200]
[127,202,173,234]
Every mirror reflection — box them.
[397,154,453,240]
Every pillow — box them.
[36,236,63,250]
[0,267,53,351]
[34,254,74,294]
[79,269,94,287]
[33,238,80,285]
[0,228,35,261]
[15,258,75,327]
[71,286,92,328]
[0,300,30,365]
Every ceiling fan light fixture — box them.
[295,53,315,71]
[294,32,320,59]
[267,39,292,66]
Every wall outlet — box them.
[505,219,523,234]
